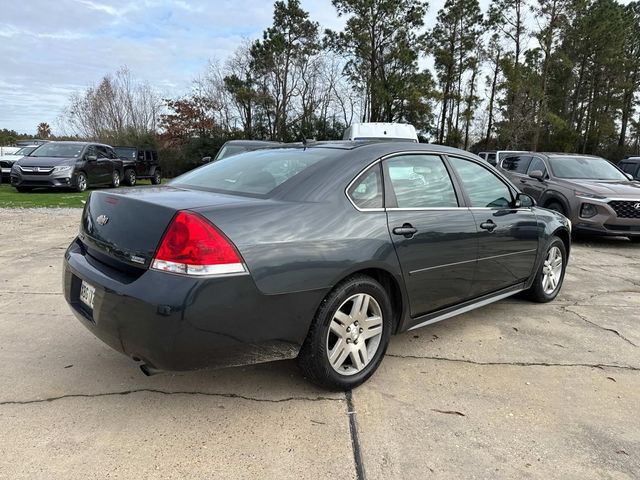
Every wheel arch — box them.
[540,191,571,215]
[552,227,571,258]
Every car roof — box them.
[222,140,283,147]
[621,157,640,162]
[43,141,112,147]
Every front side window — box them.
[449,157,513,208]
[528,157,547,175]
[385,155,458,208]
[348,165,383,209]
[96,146,109,159]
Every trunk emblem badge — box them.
[96,215,109,226]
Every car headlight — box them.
[574,190,606,200]
[53,165,72,173]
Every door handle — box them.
[480,220,497,232]
[393,223,418,238]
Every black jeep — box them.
[113,147,162,186]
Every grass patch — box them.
[0,180,164,208]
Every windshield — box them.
[16,146,37,156]
[548,156,627,180]
[353,137,417,142]
[30,143,85,158]
[114,147,137,159]
[172,148,333,195]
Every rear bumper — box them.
[63,239,323,371]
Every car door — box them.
[84,145,101,184]
[521,156,549,201]
[137,150,148,176]
[384,153,479,317]
[447,156,539,297]
[95,146,112,184]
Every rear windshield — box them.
[215,145,250,160]
[548,156,627,180]
[30,143,85,158]
[353,137,417,142]
[172,148,334,195]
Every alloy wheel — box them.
[77,173,87,192]
[542,246,563,295]
[326,293,383,376]
[113,171,120,187]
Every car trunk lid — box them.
[79,186,258,271]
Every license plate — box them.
[79,280,96,310]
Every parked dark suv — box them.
[11,142,123,192]
[618,157,640,180]
[500,152,640,241]
[113,147,161,186]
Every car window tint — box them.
[386,155,458,208]
[486,153,496,163]
[449,157,513,208]
[348,165,383,209]
[528,157,547,175]
[502,155,532,174]
[96,146,109,158]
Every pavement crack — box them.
[385,354,640,371]
[0,389,342,406]
[345,390,366,480]
[562,306,638,347]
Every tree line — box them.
[49,0,640,175]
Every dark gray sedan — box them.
[63,142,571,390]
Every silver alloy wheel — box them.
[542,246,563,295]
[113,171,120,187]
[128,170,136,186]
[326,293,383,376]
[77,173,87,192]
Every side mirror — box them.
[201,156,212,164]
[625,172,634,181]
[86,154,97,162]
[529,170,545,181]
[514,193,536,208]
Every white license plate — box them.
[79,280,96,310]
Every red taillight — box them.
[151,211,245,276]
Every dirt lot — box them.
[0,208,638,480]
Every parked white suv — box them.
[343,122,419,143]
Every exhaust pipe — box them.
[140,363,161,376]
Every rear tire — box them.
[629,237,640,243]
[16,187,32,193]
[75,172,88,192]
[525,236,567,303]
[297,275,393,391]
[125,169,136,186]
[151,170,161,185]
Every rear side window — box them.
[172,148,332,196]
[502,155,532,174]
[449,157,513,208]
[348,165,383,209]
[385,155,458,208]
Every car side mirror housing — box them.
[514,193,536,208]
[529,170,545,181]
[86,154,97,162]
[625,172,634,181]
[201,156,212,164]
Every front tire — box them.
[629,237,640,243]
[526,236,567,303]
[545,201,566,216]
[125,169,136,186]
[298,275,393,390]
[16,187,32,193]
[75,172,88,192]
[111,170,120,188]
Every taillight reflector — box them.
[151,211,245,276]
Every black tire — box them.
[629,237,640,243]
[75,172,88,192]
[16,187,32,193]
[525,236,567,303]
[545,201,566,216]
[125,169,136,186]
[297,275,393,391]
[111,170,121,188]
[151,170,161,185]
